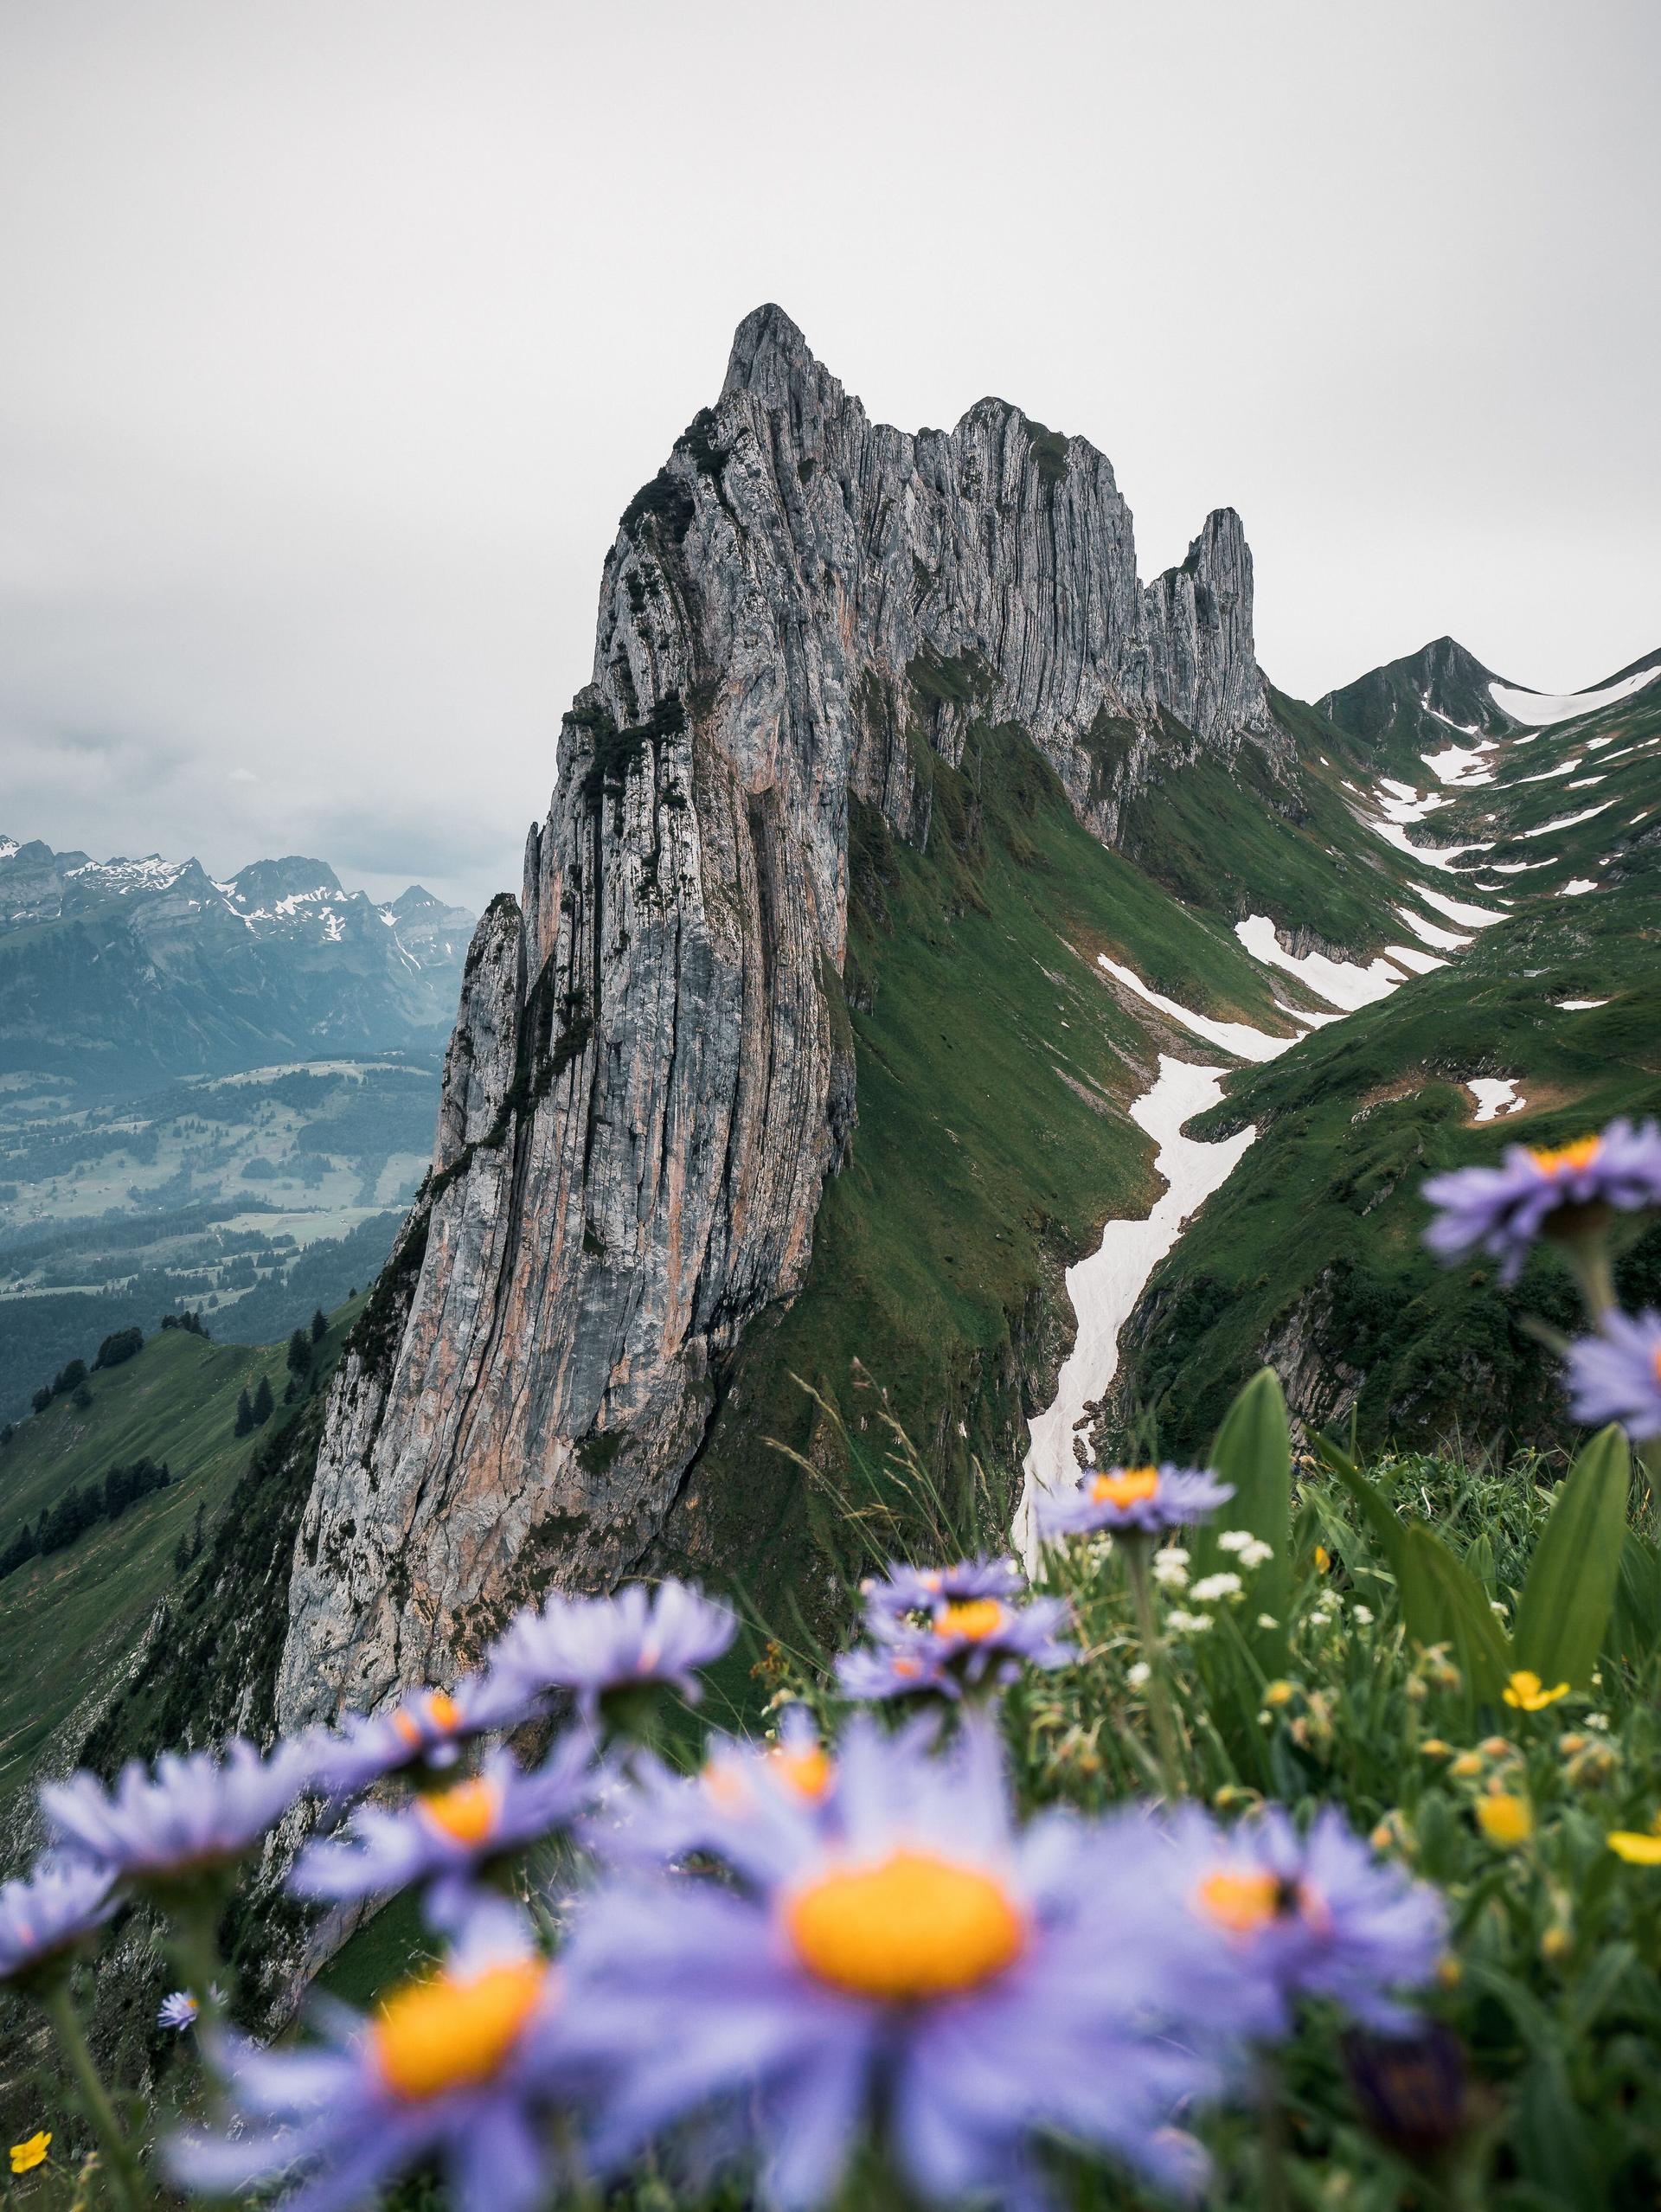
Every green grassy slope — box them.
[0,1302,362,1837]
[650,703,1412,1625]
[1116,676,1661,1459]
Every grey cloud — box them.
[1,0,1657,916]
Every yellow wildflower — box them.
[1607,1830,1661,1866]
[10,2134,50,2176]
[1450,1751,1484,1780]
[1263,1680,1294,1709]
[1476,1792,1534,1848]
[1420,1738,1452,1759]
[1478,1735,1513,1759]
[1503,1671,1569,1713]
[1313,1544,1331,1573]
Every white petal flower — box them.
[1151,1547,1190,1589]
[1190,1573,1244,1606]
[1126,1660,1151,1688]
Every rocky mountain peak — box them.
[277,311,1286,1728]
[719,301,835,411]
[227,856,345,908]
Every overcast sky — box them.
[1,1,1657,914]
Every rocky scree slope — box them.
[277,304,1324,1729]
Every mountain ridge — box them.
[272,302,1405,1729]
[0,832,474,1086]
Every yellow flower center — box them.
[783,1850,1026,2001]
[10,2134,51,2176]
[417,1776,500,1848]
[1503,1670,1569,1712]
[772,1745,833,1800]
[373,1962,546,2100]
[1528,1137,1600,1178]
[1090,1465,1160,1509]
[933,1599,1006,1642]
[392,1689,461,1747]
[1196,1869,1280,1935]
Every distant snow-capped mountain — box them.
[0,835,476,1087]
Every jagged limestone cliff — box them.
[277,306,1279,1728]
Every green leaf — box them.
[1201,1368,1292,1665]
[1608,1529,1661,1669]
[1401,1523,1511,1706]
[1313,1433,1410,1590]
[1514,1425,1631,1692]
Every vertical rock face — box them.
[276,305,1276,1728]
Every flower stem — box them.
[1124,1540,1185,1799]
[1256,2052,1292,2212]
[41,1980,146,2212]
[1566,1237,1618,1327]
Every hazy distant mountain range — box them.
[0,837,474,1086]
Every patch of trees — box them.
[0,1456,171,1580]
[159,1311,210,1337]
[31,1356,89,1414]
[94,1325,144,1370]
[234,1374,276,1435]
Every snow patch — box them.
[1016,1057,1257,1560]
[1491,666,1658,726]
[1235,916,1403,1010]
[1421,740,1496,787]
[1395,906,1471,952]
[1382,944,1447,975]
[1558,998,1608,1011]
[1096,958,1299,1064]
[1468,1079,1525,1124]
[1523,804,1613,837]
[1411,884,1507,928]
[1559,878,1598,896]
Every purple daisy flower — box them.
[859,1555,1026,1631]
[0,1856,116,1992]
[1565,1309,1661,1440]
[308,1671,535,1801]
[42,1738,312,1892]
[1038,1462,1235,1542]
[1110,1804,1446,2036]
[486,1580,738,1720]
[159,1989,205,2031]
[863,1592,1075,1697]
[1422,1119,1661,1281]
[168,1902,596,2212]
[292,1736,600,1925]
[561,1717,1221,2208]
[606,1709,840,1888]
[833,1641,957,1703]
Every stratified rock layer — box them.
[277,305,1274,1725]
